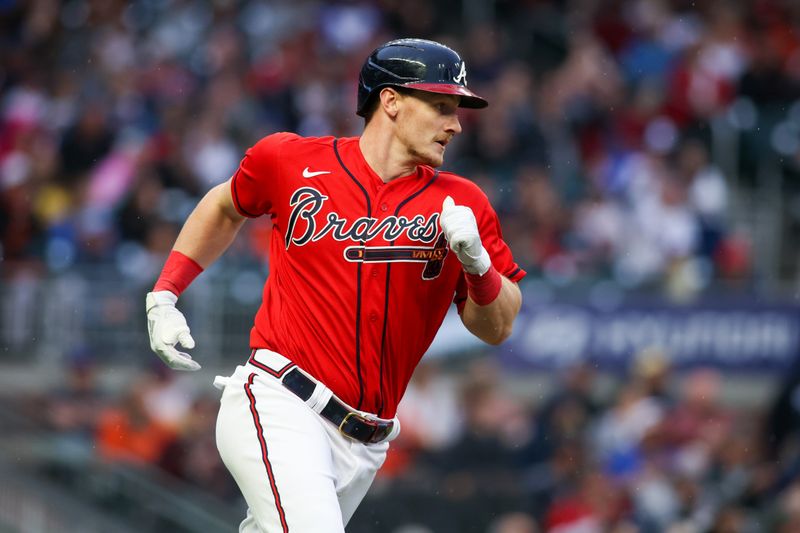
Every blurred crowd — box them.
[379,352,785,533]
[2,0,799,296]
[25,348,800,532]
[2,0,800,531]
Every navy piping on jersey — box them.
[231,169,260,218]
[248,349,296,378]
[508,267,521,279]
[377,170,440,417]
[244,373,289,532]
[332,138,370,410]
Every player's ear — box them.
[379,87,401,119]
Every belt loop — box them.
[386,417,401,442]
[306,383,332,415]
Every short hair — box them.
[362,86,415,124]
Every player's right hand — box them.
[145,290,201,371]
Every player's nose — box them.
[446,115,462,135]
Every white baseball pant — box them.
[214,349,400,532]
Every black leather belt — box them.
[281,368,393,444]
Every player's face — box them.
[397,91,462,168]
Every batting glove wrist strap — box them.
[458,245,492,276]
[145,291,201,371]
[440,196,492,276]
[146,289,178,310]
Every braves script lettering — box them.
[286,187,440,248]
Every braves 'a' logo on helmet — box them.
[453,62,467,85]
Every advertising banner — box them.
[499,300,800,373]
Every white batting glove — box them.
[145,290,201,371]
[440,196,492,276]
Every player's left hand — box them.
[440,196,491,276]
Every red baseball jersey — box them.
[230,133,526,418]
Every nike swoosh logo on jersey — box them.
[302,167,331,178]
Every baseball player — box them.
[146,38,526,532]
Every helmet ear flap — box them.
[356,38,487,117]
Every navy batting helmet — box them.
[356,38,488,117]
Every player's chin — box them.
[420,147,445,167]
[410,145,445,167]
[427,155,445,167]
